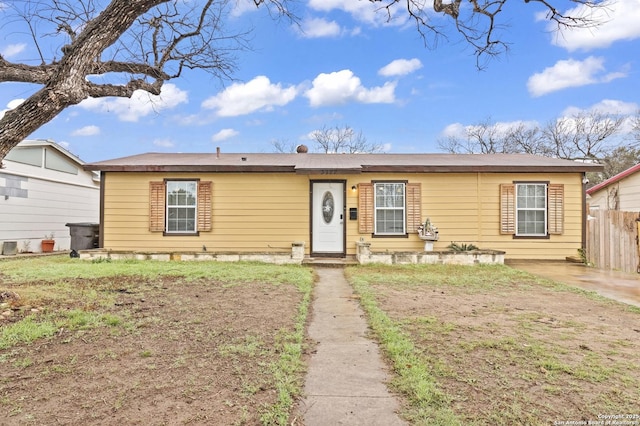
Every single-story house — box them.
[0,139,100,254]
[587,163,640,211]
[83,150,601,263]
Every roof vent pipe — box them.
[216,147,220,159]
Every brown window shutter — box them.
[548,183,564,235]
[197,181,212,232]
[358,183,374,234]
[406,183,422,233]
[149,181,166,232]
[500,184,515,234]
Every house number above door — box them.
[322,191,334,224]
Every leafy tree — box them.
[0,0,606,160]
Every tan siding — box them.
[103,173,310,253]
[102,171,585,259]
[476,173,583,259]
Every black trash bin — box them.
[65,223,99,251]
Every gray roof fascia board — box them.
[84,165,297,173]
[83,152,604,173]
[359,165,603,173]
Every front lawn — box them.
[0,255,313,425]
[347,264,640,425]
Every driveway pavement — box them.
[507,260,640,308]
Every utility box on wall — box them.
[349,208,357,220]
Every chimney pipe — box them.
[216,147,220,159]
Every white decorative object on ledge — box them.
[417,218,439,251]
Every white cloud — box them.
[527,56,625,97]
[378,58,423,77]
[202,76,297,117]
[441,120,540,139]
[153,138,175,148]
[212,128,239,142]
[230,0,259,17]
[79,83,188,122]
[441,122,467,138]
[71,125,100,136]
[0,98,24,119]
[1,43,27,59]
[562,99,639,117]
[308,0,396,26]
[547,0,640,51]
[305,69,396,107]
[297,18,342,38]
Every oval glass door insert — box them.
[322,191,334,224]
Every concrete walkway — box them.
[296,267,406,426]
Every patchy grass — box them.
[0,255,308,285]
[346,264,640,425]
[0,255,312,425]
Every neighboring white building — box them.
[587,163,640,212]
[0,139,100,254]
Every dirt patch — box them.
[370,281,640,425]
[0,276,303,425]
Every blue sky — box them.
[1,0,639,163]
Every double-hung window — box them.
[149,180,212,235]
[374,182,406,235]
[516,183,547,236]
[166,181,197,233]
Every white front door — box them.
[312,182,345,255]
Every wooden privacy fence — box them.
[586,210,640,274]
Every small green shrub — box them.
[447,242,479,251]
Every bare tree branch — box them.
[0,0,291,159]
[310,125,382,154]
[0,57,56,83]
[370,0,604,67]
[0,0,610,159]
[439,111,625,163]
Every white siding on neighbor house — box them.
[587,190,608,210]
[1,150,100,254]
[589,171,640,212]
[618,172,640,211]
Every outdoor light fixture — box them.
[351,185,357,192]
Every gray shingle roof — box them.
[84,152,603,173]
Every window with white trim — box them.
[374,182,405,235]
[516,183,547,236]
[166,181,197,233]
